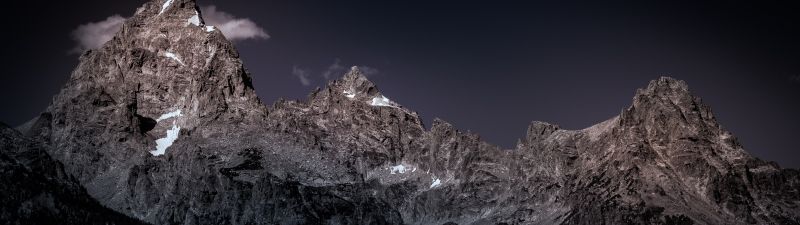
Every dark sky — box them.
[1,0,798,168]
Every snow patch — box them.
[156,109,182,122]
[164,52,185,66]
[343,89,356,99]
[430,177,442,188]
[205,26,216,32]
[389,164,412,174]
[160,0,175,15]
[150,121,180,156]
[369,95,398,108]
[188,11,201,26]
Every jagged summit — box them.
[629,76,703,113]
[304,66,414,114]
[520,121,561,145]
[49,0,264,135]
[332,66,381,99]
[133,0,200,18]
[618,76,716,129]
[642,76,690,93]
[341,66,371,84]
[133,0,215,34]
[517,77,698,147]
[631,76,693,104]
[27,0,266,181]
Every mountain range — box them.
[1,0,798,224]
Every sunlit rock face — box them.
[5,0,799,224]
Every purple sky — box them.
[0,0,798,168]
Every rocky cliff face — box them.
[3,0,799,224]
[507,78,800,225]
[0,123,146,224]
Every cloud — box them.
[294,59,381,86]
[357,66,380,77]
[292,66,312,86]
[322,59,346,80]
[69,6,268,53]
[69,15,126,54]
[201,5,270,41]
[321,59,381,80]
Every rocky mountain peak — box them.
[330,66,381,100]
[617,77,752,178]
[633,76,689,102]
[300,66,418,119]
[641,76,690,95]
[32,0,265,161]
[621,76,716,128]
[522,121,561,145]
[50,0,263,132]
[628,77,696,116]
[134,0,200,19]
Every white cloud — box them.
[321,59,380,79]
[293,61,380,86]
[69,6,267,54]
[201,5,270,41]
[322,58,346,80]
[69,15,126,54]
[358,66,380,77]
[292,66,312,86]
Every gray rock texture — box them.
[2,0,799,224]
[0,123,147,224]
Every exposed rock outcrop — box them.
[0,123,147,224]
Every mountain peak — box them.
[620,77,716,127]
[346,65,364,76]
[516,120,563,149]
[618,77,744,164]
[135,0,200,18]
[340,66,376,89]
[627,77,698,113]
[120,0,220,47]
[638,76,691,96]
[526,121,560,140]
[330,66,381,100]
[41,0,264,158]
